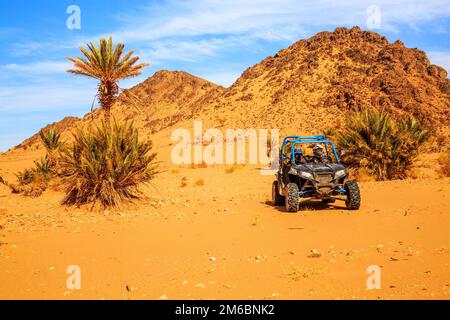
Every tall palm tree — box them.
[67,37,149,126]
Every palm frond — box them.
[337,108,429,180]
[59,119,158,208]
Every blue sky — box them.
[0,0,449,152]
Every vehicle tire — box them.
[322,199,335,204]
[344,180,361,210]
[285,183,299,212]
[272,181,285,206]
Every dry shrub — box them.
[8,156,53,197]
[190,161,208,169]
[59,120,157,208]
[195,179,205,186]
[225,164,240,174]
[8,129,64,197]
[10,170,49,197]
[266,135,279,157]
[180,177,188,187]
[198,161,208,168]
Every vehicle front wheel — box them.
[345,180,361,210]
[285,183,299,212]
[272,181,285,206]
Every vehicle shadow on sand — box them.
[262,199,347,212]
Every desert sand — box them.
[1,133,449,300]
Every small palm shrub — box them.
[39,128,64,167]
[59,120,157,208]
[40,128,62,152]
[336,109,429,180]
[16,168,35,186]
[10,166,49,197]
[8,129,62,197]
[34,156,52,176]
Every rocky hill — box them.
[201,26,449,139]
[10,26,450,152]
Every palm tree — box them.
[66,37,149,126]
[336,108,429,180]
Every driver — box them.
[293,148,306,165]
[312,144,331,163]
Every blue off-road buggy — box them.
[272,135,361,212]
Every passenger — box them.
[293,148,306,165]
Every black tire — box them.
[322,199,335,204]
[285,183,299,212]
[345,180,361,210]
[272,181,285,206]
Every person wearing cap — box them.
[312,144,331,164]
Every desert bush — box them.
[438,151,450,177]
[323,127,337,140]
[8,132,60,197]
[195,178,205,186]
[40,128,63,152]
[180,177,188,187]
[10,168,49,197]
[39,128,64,168]
[34,156,52,177]
[59,120,157,208]
[225,164,240,174]
[16,168,35,186]
[198,161,208,168]
[336,109,429,180]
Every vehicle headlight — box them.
[335,169,346,179]
[300,171,313,179]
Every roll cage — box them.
[279,135,341,164]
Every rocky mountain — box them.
[11,26,450,152]
[201,26,449,139]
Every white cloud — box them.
[49,0,447,66]
[0,61,71,75]
[9,0,450,62]
[0,79,97,113]
[428,51,450,75]
[101,0,450,43]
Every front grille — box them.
[316,174,333,185]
